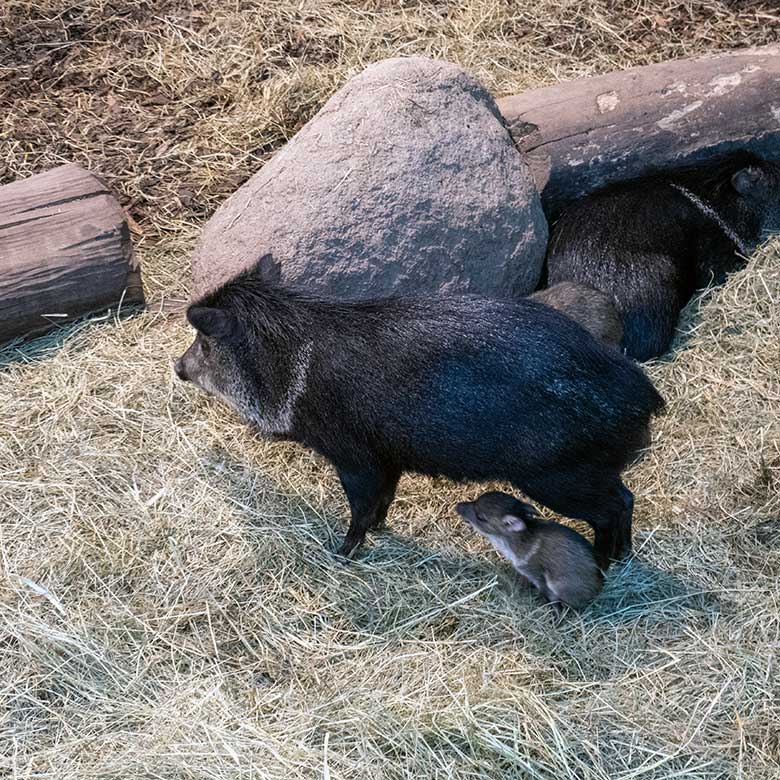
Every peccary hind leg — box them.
[335,465,400,558]
[614,482,634,561]
[586,480,634,569]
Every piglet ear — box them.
[502,514,526,532]
[731,166,764,196]
[187,306,236,339]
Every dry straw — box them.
[1,1,779,778]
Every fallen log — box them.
[0,164,143,345]
[497,44,780,215]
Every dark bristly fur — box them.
[456,491,604,610]
[546,152,780,361]
[175,257,665,567]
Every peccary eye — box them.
[200,338,211,357]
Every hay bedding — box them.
[1,1,779,778]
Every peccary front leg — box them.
[371,466,401,531]
[335,465,399,558]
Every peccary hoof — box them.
[612,540,633,561]
[333,536,362,561]
[191,57,548,301]
[332,546,354,565]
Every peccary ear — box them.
[731,166,764,196]
[502,514,527,532]
[256,252,282,283]
[187,306,236,339]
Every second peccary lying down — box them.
[529,282,622,348]
[174,259,665,568]
[546,152,780,361]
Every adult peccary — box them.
[456,491,603,610]
[529,282,622,348]
[546,152,780,361]
[174,256,664,568]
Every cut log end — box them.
[0,164,143,345]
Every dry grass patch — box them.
[2,1,780,778]
[2,241,778,778]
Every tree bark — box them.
[0,164,143,345]
[497,44,780,216]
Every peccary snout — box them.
[174,358,189,382]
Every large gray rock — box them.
[191,57,547,301]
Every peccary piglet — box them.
[457,491,603,609]
[174,255,664,568]
[546,152,780,361]
[529,281,622,348]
